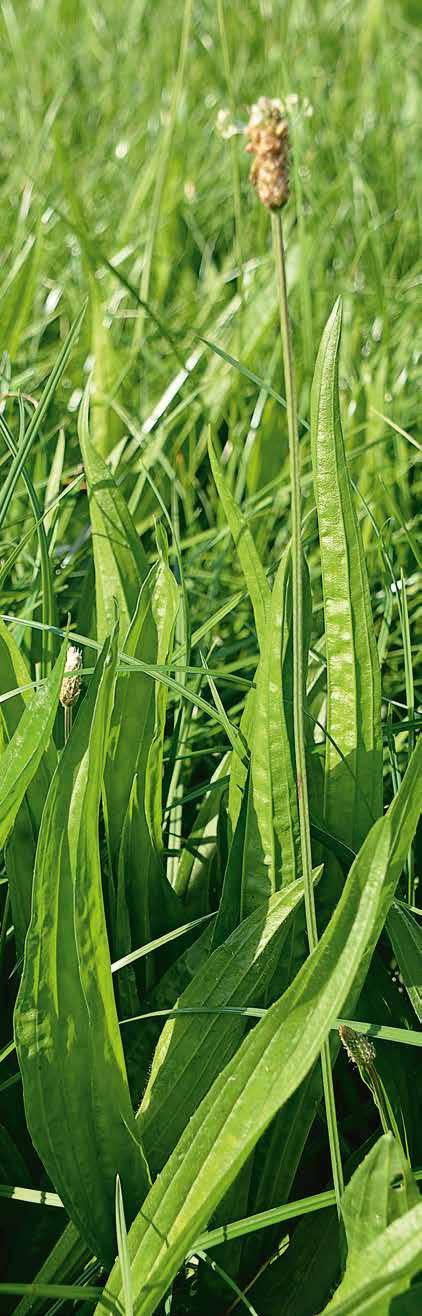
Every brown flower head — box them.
[60,644,83,708]
[339,1024,376,1068]
[246,97,289,210]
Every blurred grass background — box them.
[0,0,420,723]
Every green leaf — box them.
[174,752,230,905]
[95,739,421,1316]
[0,617,57,950]
[137,875,319,1175]
[144,542,179,854]
[103,563,161,873]
[115,1175,134,1316]
[107,549,180,992]
[321,1204,422,1314]
[243,548,309,911]
[14,624,150,1266]
[310,297,382,852]
[227,548,310,915]
[115,772,182,1005]
[211,765,251,946]
[78,385,149,643]
[341,1134,420,1265]
[386,902,422,1023]
[208,434,270,647]
[0,638,66,852]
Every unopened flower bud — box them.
[339,1024,376,1068]
[246,97,289,210]
[60,645,82,708]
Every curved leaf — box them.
[342,1134,420,1265]
[310,297,382,851]
[321,1204,422,1314]
[14,624,149,1266]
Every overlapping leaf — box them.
[14,624,150,1266]
[137,875,320,1174]
[96,738,421,1315]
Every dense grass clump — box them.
[0,1,420,1313]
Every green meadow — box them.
[0,1,420,1312]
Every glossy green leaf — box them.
[78,385,149,642]
[137,875,319,1175]
[96,739,421,1315]
[310,298,382,852]
[386,902,422,1023]
[0,637,66,852]
[342,1134,420,1265]
[321,1204,422,1314]
[14,624,150,1266]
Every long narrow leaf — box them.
[310,298,382,851]
[78,386,149,642]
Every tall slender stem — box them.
[271,209,344,1211]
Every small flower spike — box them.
[339,1024,376,1068]
[246,97,289,210]
[60,645,83,708]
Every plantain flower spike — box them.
[246,97,289,210]
[60,644,82,708]
[339,1024,376,1068]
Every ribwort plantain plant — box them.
[247,94,344,1212]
